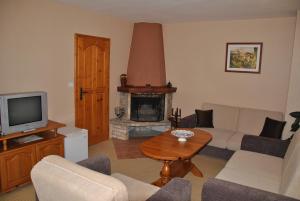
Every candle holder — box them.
[169,107,182,129]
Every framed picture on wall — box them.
[225,42,263,73]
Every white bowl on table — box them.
[171,129,194,142]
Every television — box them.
[0,91,48,135]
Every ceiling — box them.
[56,0,300,23]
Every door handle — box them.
[80,87,88,100]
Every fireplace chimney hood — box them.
[127,22,166,87]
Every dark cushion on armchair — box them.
[77,154,111,175]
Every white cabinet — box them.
[58,127,88,162]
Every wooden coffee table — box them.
[140,128,212,186]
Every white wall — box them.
[284,10,300,139]
[0,0,132,124]
[164,17,296,116]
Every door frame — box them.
[74,33,110,142]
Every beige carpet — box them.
[0,139,226,201]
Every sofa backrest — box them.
[202,102,283,135]
[202,103,239,131]
[280,133,300,199]
[31,155,128,201]
[236,108,283,135]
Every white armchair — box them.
[31,155,191,201]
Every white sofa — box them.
[202,132,300,201]
[200,103,284,151]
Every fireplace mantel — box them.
[117,86,177,93]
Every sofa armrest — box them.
[77,154,111,175]
[241,135,290,158]
[146,178,191,201]
[202,178,298,201]
[178,114,196,128]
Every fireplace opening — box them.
[130,94,165,122]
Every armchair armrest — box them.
[146,178,191,201]
[241,135,290,158]
[202,178,298,201]
[77,154,111,175]
[178,114,196,128]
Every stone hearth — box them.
[110,119,170,140]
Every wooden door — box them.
[75,34,110,145]
[0,146,36,192]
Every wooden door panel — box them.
[82,46,106,89]
[0,146,36,191]
[79,92,105,144]
[94,50,105,89]
[93,93,103,142]
[75,34,109,145]
[83,46,95,89]
[98,92,108,141]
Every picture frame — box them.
[225,42,263,73]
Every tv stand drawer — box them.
[36,137,64,161]
[0,145,37,192]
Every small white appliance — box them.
[58,126,88,162]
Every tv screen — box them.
[8,96,42,126]
[0,91,48,135]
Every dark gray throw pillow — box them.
[260,117,286,139]
[195,109,214,128]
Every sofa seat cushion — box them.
[225,150,283,180]
[226,132,245,151]
[216,150,283,194]
[197,128,235,149]
[216,167,281,194]
[112,173,160,201]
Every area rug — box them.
[112,137,150,159]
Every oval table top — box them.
[140,128,212,161]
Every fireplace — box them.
[109,92,174,140]
[130,94,165,122]
[109,22,177,140]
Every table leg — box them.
[161,160,171,184]
[152,159,203,187]
[152,160,171,187]
[190,162,203,177]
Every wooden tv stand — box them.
[0,120,65,192]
